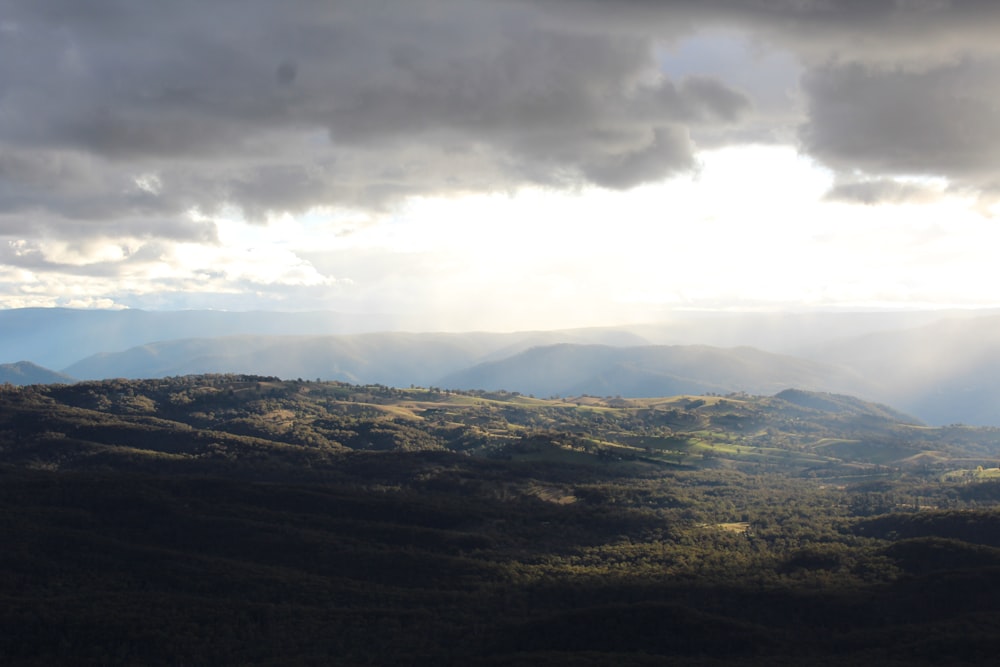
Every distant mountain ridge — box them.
[0,308,403,369]
[64,337,874,402]
[439,343,875,400]
[0,361,75,386]
[62,332,648,388]
[3,307,989,371]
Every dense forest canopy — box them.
[4,374,1000,664]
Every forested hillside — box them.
[4,373,985,474]
[4,375,1000,663]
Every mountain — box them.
[59,328,1000,426]
[0,361,75,385]
[10,307,1000,425]
[63,333,492,384]
[806,315,1000,425]
[64,338,879,408]
[4,306,990,371]
[773,388,919,424]
[61,330,647,386]
[0,308,402,369]
[439,343,876,399]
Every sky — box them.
[2,0,1000,331]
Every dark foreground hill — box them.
[4,375,1000,664]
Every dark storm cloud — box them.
[1,0,999,247]
[691,0,1000,195]
[275,62,297,87]
[0,0,755,233]
[801,60,1000,186]
[0,149,218,240]
[549,0,1000,43]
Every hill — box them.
[5,375,1000,663]
[9,307,1000,425]
[773,388,919,424]
[0,308,405,369]
[66,339,878,400]
[62,333,503,384]
[61,330,648,386]
[4,374,997,477]
[439,343,875,399]
[0,361,75,385]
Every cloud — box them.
[801,60,1000,185]
[4,0,1000,312]
[0,0,756,227]
[5,0,997,228]
[824,177,943,206]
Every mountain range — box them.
[3,308,1000,426]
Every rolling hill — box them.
[5,374,1000,664]
[438,343,876,399]
[60,330,650,386]
[0,361,75,385]
[5,374,993,476]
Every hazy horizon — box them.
[6,303,1000,337]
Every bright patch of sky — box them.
[146,144,995,331]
